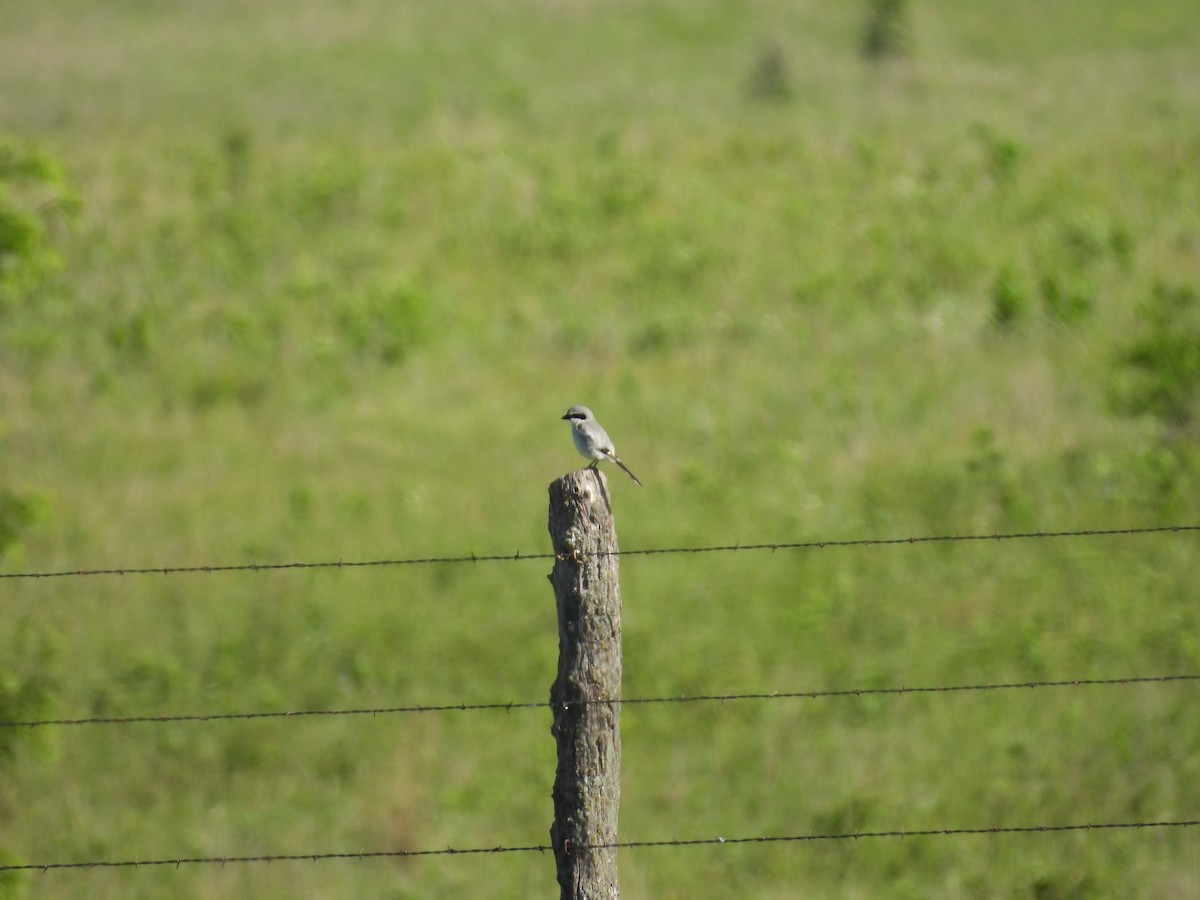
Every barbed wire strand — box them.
[3,819,1195,872]
[4,673,1196,730]
[2,524,1197,580]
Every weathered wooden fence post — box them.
[548,469,622,900]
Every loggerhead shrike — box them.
[561,405,643,486]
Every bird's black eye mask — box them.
[563,413,586,420]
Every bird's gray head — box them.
[562,405,593,422]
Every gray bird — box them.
[561,405,643,486]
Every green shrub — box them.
[990,265,1030,329]
[0,849,28,900]
[861,0,909,60]
[0,619,60,760]
[0,489,44,561]
[746,41,791,102]
[1112,280,1200,434]
[336,278,430,365]
[0,138,79,309]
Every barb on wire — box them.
[1,524,1196,580]
[4,674,1196,730]
[2,819,1195,872]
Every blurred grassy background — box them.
[2,0,1199,896]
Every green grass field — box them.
[2,0,1199,896]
